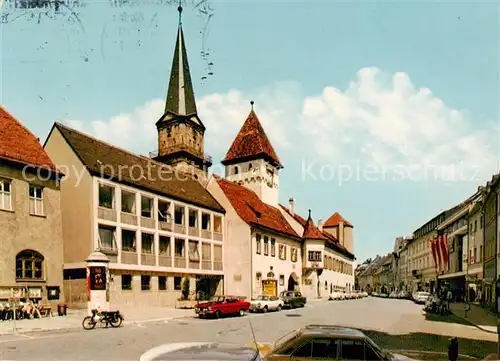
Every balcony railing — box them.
[159,255,172,267]
[98,207,117,222]
[189,260,200,269]
[213,232,222,241]
[141,216,155,229]
[149,146,212,164]
[202,260,212,270]
[141,253,156,266]
[121,251,138,264]
[159,220,173,231]
[214,261,223,271]
[174,257,186,268]
[174,224,186,234]
[121,212,137,225]
[201,230,211,239]
[188,227,199,237]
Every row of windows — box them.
[0,179,44,216]
[469,246,483,264]
[255,234,298,262]
[120,274,183,291]
[98,225,222,261]
[308,251,353,275]
[99,183,222,232]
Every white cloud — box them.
[64,67,499,183]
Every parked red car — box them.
[195,295,250,319]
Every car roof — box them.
[140,343,259,361]
[301,325,366,338]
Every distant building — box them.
[0,106,65,306]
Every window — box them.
[256,234,262,254]
[98,225,117,251]
[213,216,222,233]
[141,275,151,291]
[271,238,276,257]
[121,275,132,290]
[158,201,171,222]
[188,240,200,261]
[201,213,211,230]
[159,236,170,255]
[175,239,185,257]
[141,196,153,218]
[291,339,337,358]
[16,250,44,280]
[174,276,182,290]
[158,276,167,291]
[279,275,284,286]
[189,209,198,228]
[174,206,184,225]
[291,248,298,262]
[279,244,286,260]
[308,250,322,262]
[264,236,269,256]
[233,166,239,175]
[98,184,114,209]
[121,190,135,213]
[339,338,367,360]
[479,245,482,262]
[0,179,12,210]
[248,163,252,170]
[121,229,136,252]
[29,185,44,215]
[141,233,154,254]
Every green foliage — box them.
[181,277,190,300]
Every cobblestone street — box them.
[0,297,496,360]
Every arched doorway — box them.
[288,273,298,291]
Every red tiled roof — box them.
[303,210,328,240]
[0,106,57,170]
[279,204,307,226]
[323,212,353,228]
[216,178,299,238]
[221,110,282,168]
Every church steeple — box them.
[164,8,197,117]
[154,2,211,174]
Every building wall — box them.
[468,208,484,276]
[44,127,94,264]
[224,159,279,207]
[251,231,302,298]
[206,177,251,298]
[0,164,64,306]
[157,118,205,158]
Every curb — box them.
[0,314,195,336]
[450,311,497,335]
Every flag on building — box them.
[430,237,438,269]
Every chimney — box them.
[289,198,295,216]
[318,218,323,232]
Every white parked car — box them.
[249,294,283,313]
[414,291,430,304]
[328,291,343,300]
[360,291,368,297]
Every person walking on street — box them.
[446,289,452,313]
[448,337,458,361]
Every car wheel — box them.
[215,311,221,319]
[239,309,245,317]
[277,305,282,312]
[263,306,268,313]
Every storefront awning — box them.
[438,271,466,280]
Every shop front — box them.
[483,259,496,312]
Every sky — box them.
[1,0,499,263]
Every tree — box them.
[181,276,190,300]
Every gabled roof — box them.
[323,212,353,228]
[279,204,354,260]
[0,106,57,171]
[216,177,299,238]
[303,210,328,240]
[51,122,224,213]
[221,110,282,168]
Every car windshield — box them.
[257,295,269,300]
[209,296,223,302]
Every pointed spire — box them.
[221,105,282,168]
[303,209,328,240]
[164,3,197,117]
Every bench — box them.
[38,305,52,317]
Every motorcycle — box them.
[424,296,450,316]
[82,309,124,330]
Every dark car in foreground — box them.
[139,342,261,361]
[264,325,420,360]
